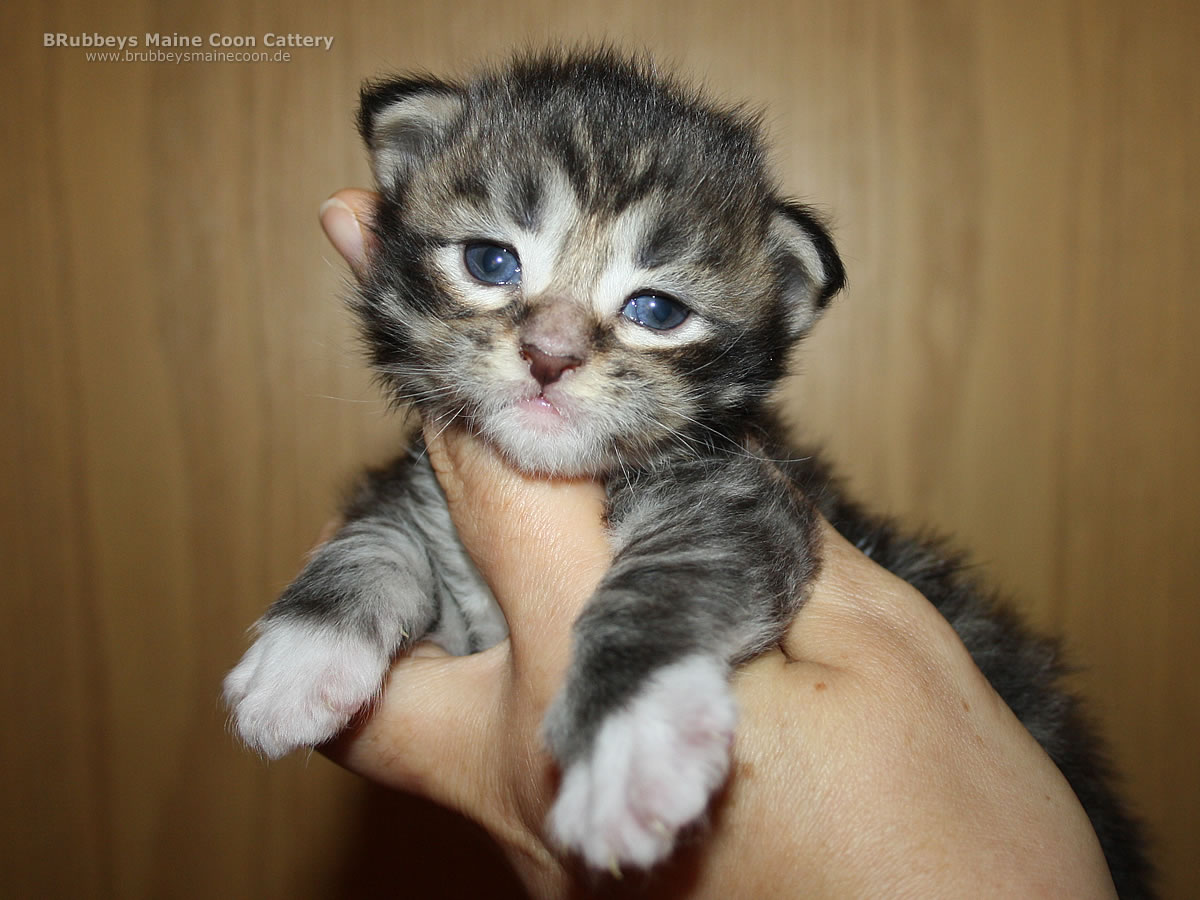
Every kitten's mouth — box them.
[515,390,569,427]
[519,392,562,414]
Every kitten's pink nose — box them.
[521,343,582,386]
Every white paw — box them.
[223,618,389,758]
[547,656,737,870]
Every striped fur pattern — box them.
[224,50,1152,894]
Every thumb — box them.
[423,423,610,705]
[319,188,377,278]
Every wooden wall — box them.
[2,0,1196,896]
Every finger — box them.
[322,643,509,809]
[327,643,563,847]
[422,422,610,699]
[319,188,378,278]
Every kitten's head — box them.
[355,50,844,475]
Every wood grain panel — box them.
[3,0,1196,896]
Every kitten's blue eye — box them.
[620,294,690,330]
[464,243,521,285]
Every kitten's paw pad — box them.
[547,656,737,869]
[223,620,388,758]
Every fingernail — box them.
[319,196,365,272]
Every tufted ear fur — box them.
[357,76,466,190]
[769,201,846,337]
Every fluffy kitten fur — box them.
[224,50,1153,895]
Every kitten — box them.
[224,50,1153,895]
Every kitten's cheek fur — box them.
[545,656,738,868]
[223,620,389,758]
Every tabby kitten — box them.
[224,50,1153,895]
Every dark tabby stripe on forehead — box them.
[503,168,544,231]
[542,118,593,204]
[637,215,690,271]
[449,171,489,206]
[603,164,662,218]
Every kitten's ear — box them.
[357,76,466,190]
[770,202,846,336]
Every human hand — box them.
[317,190,1117,899]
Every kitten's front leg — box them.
[546,647,739,870]
[543,456,820,869]
[224,453,471,758]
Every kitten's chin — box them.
[482,401,609,477]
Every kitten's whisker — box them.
[420,404,469,453]
[312,394,388,405]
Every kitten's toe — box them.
[546,656,737,870]
[223,619,389,758]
